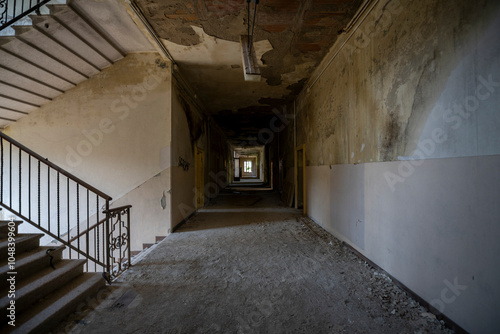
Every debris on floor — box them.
[54,193,453,334]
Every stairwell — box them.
[0,1,153,330]
[0,219,105,333]
[0,0,155,128]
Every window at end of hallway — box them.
[244,161,252,173]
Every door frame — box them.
[294,144,306,214]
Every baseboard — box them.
[341,242,468,334]
[155,236,166,242]
[171,211,197,233]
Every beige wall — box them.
[2,51,230,251]
[4,53,172,199]
[170,83,206,228]
[169,82,230,228]
[3,53,173,250]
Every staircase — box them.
[0,0,155,128]
[0,1,145,331]
[0,219,105,333]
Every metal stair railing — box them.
[0,0,52,31]
[0,131,131,279]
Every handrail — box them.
[0,132,111,200]
[103,205,132,214]
[0,201,106,266]
[69,205,132,243]
[0,131,131,280]
[1,0,52,31]
[68,216,106,244]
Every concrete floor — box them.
[54,191,452,334]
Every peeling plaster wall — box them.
[3,53,173,250]
[295,0,500,332]
[297,0,500,165]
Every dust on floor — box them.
[54,193,452,334]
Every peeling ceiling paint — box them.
[163,26,273,67]
[137,0,363,138]
[162,26,307,113]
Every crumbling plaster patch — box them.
[162,25,313,113]
[136,0,362,120]
[295,0,500,165]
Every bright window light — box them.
[244,161,252,173]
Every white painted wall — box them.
[306,156,500,333]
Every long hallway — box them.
[58,191,451,334]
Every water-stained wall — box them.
[294,0,500,332]
[170,81,229,229]
[296,0,500,165]
[3,53,173,251]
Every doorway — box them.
[295,145,306,214]
[195,147,204,209]
[234,158,240,181]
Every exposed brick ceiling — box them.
[136,0,363,140]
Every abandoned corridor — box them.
[59,191,451,334]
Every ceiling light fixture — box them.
[241,0,260,82]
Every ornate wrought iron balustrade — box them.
[105,205,131,278]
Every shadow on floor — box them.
[176,211,299,232]
[176,190,299,232]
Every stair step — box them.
[11,24,33,36]
[27,14,51,26]
[47,4,124,62]
[9,273,105,334]
[0,259,86,318]
[0,220,22,238]
[47,4,69,15]
[1,32,87,85]
[12,23,99,79]
[130,250,140,257]
[0,234,44,260]
[0,246,65,290]
[0,29,74,92]
[30,14,112,70]
[0,36,16,47]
